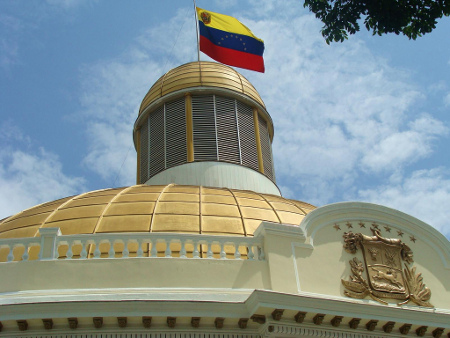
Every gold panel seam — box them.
[226,188,247,236]
[256,192,282,224]
[149,183,174,233]
[33,190,96,237]
[91,186,135,235]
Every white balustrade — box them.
[0,237,41,262]
[0,228,265,263]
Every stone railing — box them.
[0,228,265,262]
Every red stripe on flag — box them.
[200,36,265,73]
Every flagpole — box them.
[193,0,200,63]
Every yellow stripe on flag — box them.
[196,7,263,43]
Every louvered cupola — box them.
[133,61,280,195]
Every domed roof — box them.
[0,184,315,239]
[139,61,266,116]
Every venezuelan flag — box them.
[196,7,265,73]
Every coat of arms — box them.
[342,228,432,307]
[200,11,211,25]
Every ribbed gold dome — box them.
[0,184,314,239]
[139,61,266,116]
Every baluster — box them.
[180,239,187,258]
[22,244,29,261]
[150,240,157,257]
[80,241,88,259]
[93,240,101,259]
[7,245,14,262]
[137,239,143,257]
[122,240,129,258]
[193,241,200,258]
[234,243,241,260]
[207,241,213,259]
[220,242,226,259]
[66,241,73,260]
[247,244,254,260]
[108,240,115,258]
[258,245,265,260]
[165,239,172,258]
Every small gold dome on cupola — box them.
[138,61,266,116]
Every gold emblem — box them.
[342,228,432,307]
[200,11,211,25]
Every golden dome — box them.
[139,61,266,116]
[0,184,314,240]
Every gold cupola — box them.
[134,61,279,195]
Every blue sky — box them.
[1,0,449,238]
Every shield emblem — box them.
[341,227,432,307]
[201,12,211,25]
[361,241,406,295]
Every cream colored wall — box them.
[295,202,450,310]
[0,258,270,293]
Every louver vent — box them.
[216,96,240,164]
[165,98,187,168]
[237,101,259,171]
[192,95,218,161]
[139,119,149,183]
[138,94,275,184]
[259,116,275,181]
[149,106,165,177]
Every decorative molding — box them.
[399,323,412,335]
[432,327,445,338]
[68,318,78,329]
[416,326,428,337]
[271,309,284,321]
[143,316,152,328]
[300,202,450,268]
[17,320,28,331]
[251,314,266,324]
[365,320,378,331]
[331,316,343,327]
[1,332,261,338]
[93,317,103,329]
[382,321,395,333]
[294,311,306,323]
[349,318,360,329]
[254,221,306,240]
[313,313,325,325]
[238,318,249,329]
[167,317,176,328]
[265,323,394,338]
[117,317,127,328]
[42,319,53,330]
[215,317,224,329]
[191,317,200,328]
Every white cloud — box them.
[0,123,85,219]
[0,149,85,216]
[77,9,197,187]
[361,115,448,172]
[358,169,450,237]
